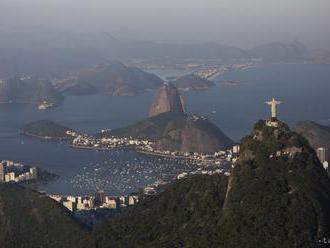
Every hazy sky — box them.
[1,0,330,48]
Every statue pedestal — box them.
[266,119,279,127]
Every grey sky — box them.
[1,0,329,48]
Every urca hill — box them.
[101,82,234,154]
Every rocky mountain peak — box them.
[148,82,185,117]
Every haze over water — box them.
[0,63,329,195]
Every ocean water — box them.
[0,63,329,195]
[185,63,330,140]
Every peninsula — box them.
[98,82,234,154]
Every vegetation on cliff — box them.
[102,112,234,153]
[95,174,229,248]
[0,184,92,248]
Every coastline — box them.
[20,131,73,141]
[136,149,208,162]
[70,144,134,151]
[71,144,223,163]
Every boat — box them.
[38,101,55,110]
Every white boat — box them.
[38,101,55,110]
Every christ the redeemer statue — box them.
[265,98,282,119]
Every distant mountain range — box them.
[123,40,327,63]
[249,40,309,62]
[117,41,249,60]
[0,30,329,77]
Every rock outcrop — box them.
[148,82,185,117]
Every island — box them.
[21,120,77,140]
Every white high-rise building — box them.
[62,200,77,212]
[5,172,16,182]
[232,145,240,154]
[317,147,327,164]
[0,163,4,183]
[29,167,37,179]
